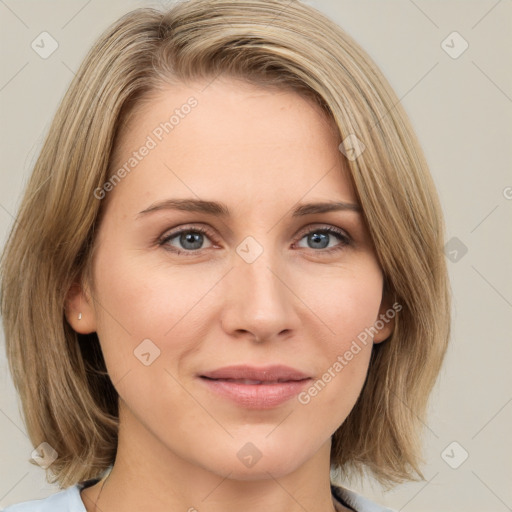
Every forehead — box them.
[106,77,356,215]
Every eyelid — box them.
[295,223,351,242]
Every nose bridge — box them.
[221,239,297,339]
[245,253,284,302]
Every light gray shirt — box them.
[2,480,396,512]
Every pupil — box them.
[182,232,202,250]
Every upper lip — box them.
[200,365,311,382]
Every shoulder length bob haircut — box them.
[1,0,450,491]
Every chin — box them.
[194,439,310,481]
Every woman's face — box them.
[71,77,394,479]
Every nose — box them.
[220,251,300,343]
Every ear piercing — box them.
[78,312,82,320]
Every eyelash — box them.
[158,224,352,257]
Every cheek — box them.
[304,257,384,346]
[328,280,383,349]
[296,261,383,407]
[90,243,217,375]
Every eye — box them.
[159,225,216,256]
[295,225,352,253]
[158,224,352,256]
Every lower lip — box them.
[199,377,311,409]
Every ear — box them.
[64,280,97,334]
[372,290,398,344]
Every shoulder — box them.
[331,483,397,512]
[2,481,91,512]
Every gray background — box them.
[1,1,511,510]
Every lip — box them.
[198,365,312,409]
[200,364,311,382]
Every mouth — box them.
[199,364,311,382]
[198,365,312,409]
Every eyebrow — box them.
[137,198,362,218]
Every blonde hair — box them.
[0,0,450,491]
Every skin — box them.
[66,76,394,512]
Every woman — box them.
[0,1,450,511]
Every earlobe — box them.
[372,294,397,344]
[64,281,97,334]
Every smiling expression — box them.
[70,76,394,480]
